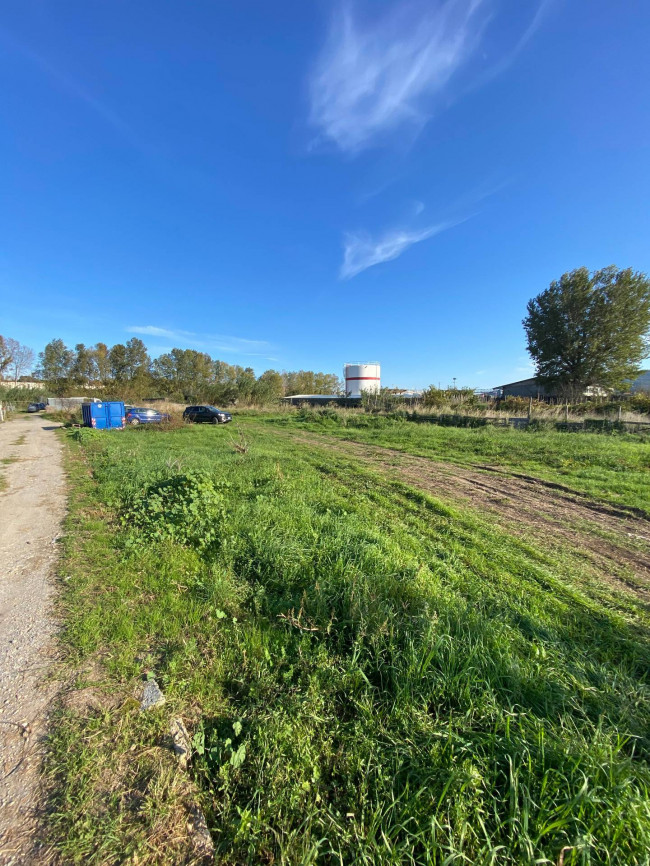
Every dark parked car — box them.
[125,406,170,425]
[183,405,232,424]
[27,402,46,412]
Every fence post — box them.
[618,405,622,422]
[527,397,532,423]
[565,402,569,422]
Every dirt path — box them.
[289,431,650,603]
[0,415,65,865]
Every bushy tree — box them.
[37,339,74,392]
[124,338,151,380]
[109,343,129,382]
[152,349,213,399]
[524,266,650,396]
[235,366,256,402]
[94,343,111,382]
[71,343,97,385]
[283,370,341,395]
[252,370,284,404]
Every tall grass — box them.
[48,425,650,864]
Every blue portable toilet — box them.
[82,401,125,430]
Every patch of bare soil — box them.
[0,415,65,865]
[290,431,650,604]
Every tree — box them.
[71,343,97,385]
[124,338,151,380]
[282,370,342,396]
[93,343,111,382]
[252,369,284,404]
[235,366,256,402]
[0,336,11,378]
[209,360,239,405]
[3,338,34,383]
[37,339,74,392]
[151,349,214,399]
[109,343,129,382]
[523,266,650,396]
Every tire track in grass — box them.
[280,429,650,604]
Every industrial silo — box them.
[343,363,381,398]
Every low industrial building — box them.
[496,378,556,399]
[498,370,650,400]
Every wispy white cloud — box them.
[467,0,554,92]
[309,0,489,153]
[309,1,550,154]
[126,326,274,357]
[127,325,193,339]
[340,219,463,279]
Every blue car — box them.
[125,406,170,425]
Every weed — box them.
[228,425,250,455]
[122,472,227,551]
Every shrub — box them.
[421,386,482,409]
[70,428,104,444]
[496,396,547,414]
[627,392,650,415]
[122,472,227,551]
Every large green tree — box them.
[151,349,214,399]
[252,369,284,404]
[38,339,74,392]
[93,343,111,382]
[109,343,129,382]
[124,338,151,380]
[71,343,97,385]
[523,266,650,396]
[282,370,342,395]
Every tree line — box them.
[4,265,648,406]
[29,337,341,404]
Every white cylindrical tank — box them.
[344,363,381,398]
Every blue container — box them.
[82,401,125,430]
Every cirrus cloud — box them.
[126,326,275,357]
[340,219,464,279]
[309,0,489,153]
[308,0,551,154]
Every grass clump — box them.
[47,423,650,865]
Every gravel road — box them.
[0,414,65,865]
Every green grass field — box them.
[260,411,650,513]
[47,420,650,865]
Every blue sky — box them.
[1,0,649,389]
